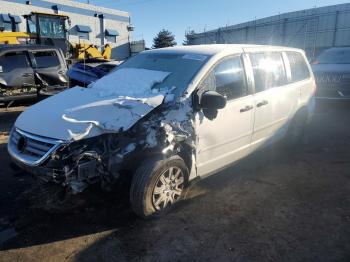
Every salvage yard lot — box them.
[0,101,349,261]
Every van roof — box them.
[145,44,303,56]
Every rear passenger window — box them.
[32,51,60,68]
[250,52,287,92]
[286,52,310,82]
[0,52,30,73]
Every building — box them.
[186,3,350,60]
[0,0,133,60]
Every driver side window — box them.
[198,56,247,101]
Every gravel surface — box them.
[0,101,349,262]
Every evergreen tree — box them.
[152,29,177,49]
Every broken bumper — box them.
[10,155,60,179]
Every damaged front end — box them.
[7,53,208,211]
[8,99,196,198]
[9,128,137,194]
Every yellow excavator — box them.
[0,12,111,61]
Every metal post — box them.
[303,21,308,51]
[282,18,287,45]
[312,17,319,61]
[333,11,339,47]
[128,16,131,57]
[98,14,105,49]
[254,17,257,43]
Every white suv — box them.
[8,45,316,217]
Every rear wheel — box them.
[130,155,188,218]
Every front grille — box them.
[8,128,62,166]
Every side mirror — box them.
[200,91,227,110]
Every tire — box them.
[285,111,307,149]
[130,155,189,218]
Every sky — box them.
[76,0,349,47]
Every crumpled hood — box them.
[15,86,164,141]
[15,68,172,141]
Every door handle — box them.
[257,100,268,107]
[240,105,254,113]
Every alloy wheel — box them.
[152,166,184,210]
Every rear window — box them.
[286,52,310,82]
[32,51,60,68]
[0,52,30,73]
[250,52,287,92]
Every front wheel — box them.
[130,155,188,218]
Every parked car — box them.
[312,47,350,100]
[0,44,68,103]
[67,59,122,88]
[8,45,315,217]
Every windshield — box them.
[115,52,209,96]
[315,48,350,64]
[38,16,65,39]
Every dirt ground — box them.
[0,101,349,262]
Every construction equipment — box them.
[0,12,112,61]
[71,42,112,61]
[0,31,36,45]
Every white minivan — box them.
[8,45,316,217]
